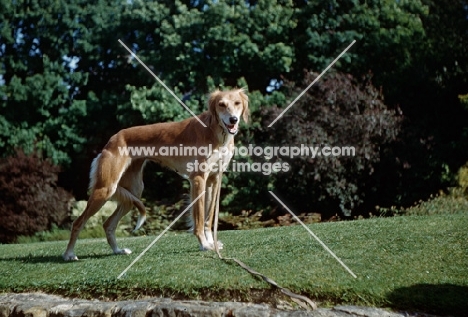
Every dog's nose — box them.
[229,116,238,124]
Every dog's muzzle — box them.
[223,116,239,135]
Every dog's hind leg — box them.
[103,200,133,255]
[103,158,147,255]
[63,150,130,261]
[118,158,147,231]
[104,187,146,255]
[63,188,110,261]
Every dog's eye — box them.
[219,102,227,108]
[234,101,241,106]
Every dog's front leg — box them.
[191,174,212,250]
[204,174,223,249]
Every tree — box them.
[373,0,468,206]
[4,0,462,218]
[255,72,401,217]
[0,0,89,165]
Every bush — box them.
[376,166,468,217]
[260,72,402,217]
[457,163,468,194]
[403,193,468,216]
[0,150,72,243]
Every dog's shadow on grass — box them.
[387,283,468,316]
[0,253,116,264]
[0,245,226,265]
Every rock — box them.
[333,305,403,317]
[0,293,427,317]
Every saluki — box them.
[63,89,249,261]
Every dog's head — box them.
[209,89,249,135]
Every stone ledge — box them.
[0,293,418,317]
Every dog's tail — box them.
[133,202,146,232]
[88,153,102,192]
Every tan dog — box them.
[63,89,249,261]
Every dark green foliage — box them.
[257,72,401,217]
[293,0,427,78]
[0,1,89,165]
[0,0,467,219]
[0,150,72,243]
[373,0,468,207]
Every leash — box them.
[212,171,317,310]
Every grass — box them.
[1,212,468,316]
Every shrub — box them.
[260,72,402,217]
[0,150,72,243]
[403,193,468,216]
[457,163,468,194]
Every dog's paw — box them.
[211,240,224,250]
[199,241,223,251]
[199,243,214,251]
[63,253,79,261]
[114,248,132,255]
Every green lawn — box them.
[1,213,467,316]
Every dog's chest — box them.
[160,143,234,179]
[206,146,233,172]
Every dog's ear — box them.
[238,89,250,123]
[209,89,222,115]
